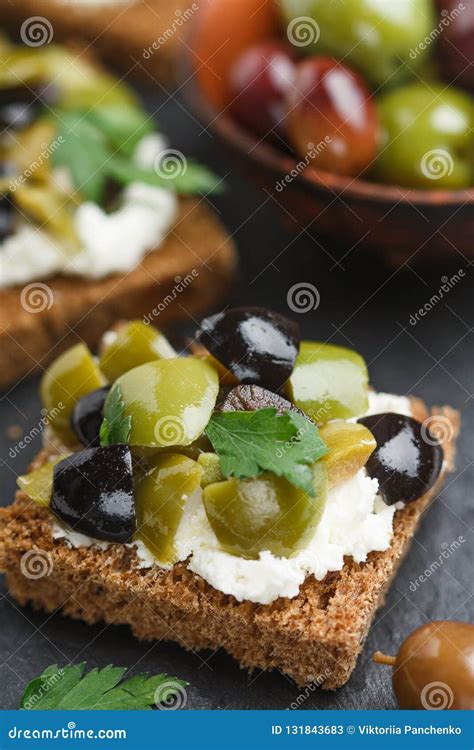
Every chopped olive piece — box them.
[217,384,304,416]
[135,453,202,564]
[17,455,70,507]
[110,358,219,448]
[196,307,300,392]
[14,183,78,246]
[71,386,110,448]
[197,452,223,487]
[320,421,376,488]
[51,445,135,543]
[9,118,57,178]
[288,341,369,422]
[202,462,327,559]
[99,321,176,382]
[40,344,106,444]
[358,413,443,505]
[0,193,14,242]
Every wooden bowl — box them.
[183,0,474,266]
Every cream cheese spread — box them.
[0,134,178,287]
[51,391,412,605]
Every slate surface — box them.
[0,87,472,710]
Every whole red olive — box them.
[374,621,474,710]
[227,42,296,138]
[437,0,474,93]
[286,56,379,176]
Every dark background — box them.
[0,85,472,710]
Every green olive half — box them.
[99,321,176,382]
[202,462,327,559]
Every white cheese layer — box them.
[52,391,412,605]
[0,134,178,287]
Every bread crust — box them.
[0,198,237,391]
[2,0,184,86]
[0,400,459,688]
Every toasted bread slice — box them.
[0,198,237,391]
[2,0,185,86]
[0,400,459,688]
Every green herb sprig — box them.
[99,384,131,446]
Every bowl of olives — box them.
[184,0,474,264]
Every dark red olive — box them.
[437,0,474,93]
[358,413,443,505]
[196,307,300,392]
[217,383,304,416]
[227,42,296,139]
[51,445,135,543]
[71,386,111,448]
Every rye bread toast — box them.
[0,198,237,392]
[2,0,185,87]
[0,399,460,688]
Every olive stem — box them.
[372,651,396,667]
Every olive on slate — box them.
[374,621,474,710]
[217,383,303,416]
[358,413,443,505]
[202,462,327,559]
[70,386,110,448]
[51,445,135,543]
[196,307,300,392]
[40,343,106,444]
[288,341,369,423]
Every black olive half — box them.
[51,445,135,543]
[358,413,443,505]
[196,307,300,392]
[71,386,111,448]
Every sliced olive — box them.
[9,118,57,178]
[111,358,219,448]
[217,383,304,416]
[196,307,300,392]
[135,453,202,564]
[51,445,135,543]
[71,386,110,448]
[197,452,223,487]
[288,341,369,423]
[358,413,443,505]
[17,455,70,507]
[14,183,78,247]
[98,321,176,382]
[202,462,327,559]
[320,421,376,488]
[40,344,106,444]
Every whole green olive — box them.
[374,621,474,709]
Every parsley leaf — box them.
[52,104,222,202]
[205,408,328,496]
[100,384,131,446]
[20,663,187,710]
